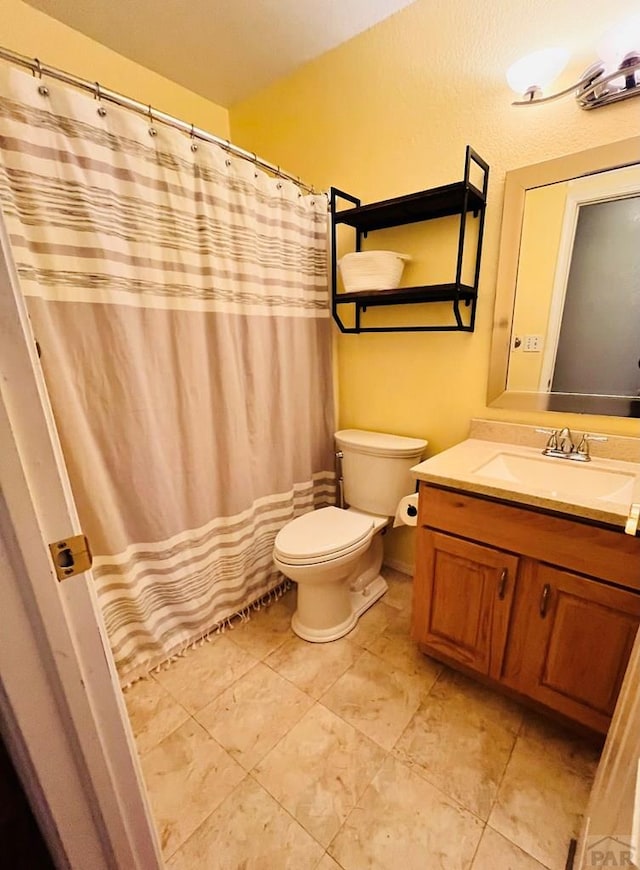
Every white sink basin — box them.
[473,452,636,508]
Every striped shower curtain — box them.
[0,66,335,684]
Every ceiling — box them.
[24,0,417,106]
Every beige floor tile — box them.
[489,714,599,869]
[195,662,313,770]
[316,854,344,870]
[154,635,258,713]
[227,594,296,659]
[321,649,426,750]
[265,634,362,699]
[472,826,547,870]
[122,675,189,756]
[166,776,324,870]
[254,703,386,847]
[329,756,483,870]
[381,567,414,612]
[394,670,523,819]
[140,718,245,858]
[384,600,412,631]
[366,606,441,682]
[345,600,398,649]
[280,585,298,611]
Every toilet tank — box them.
[335,429,428,517]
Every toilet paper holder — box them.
[393,492,420,528]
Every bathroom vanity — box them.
[411,426,640,735]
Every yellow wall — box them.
[2,0,639,568]
[508,183,568,391]
[3,0,229,136]
[230,0,640,567]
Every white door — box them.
[551,195,640,397]
[0,215,161,867]
[538,165,640,396]
[576,627,640,869]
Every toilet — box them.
[273,429,427,642]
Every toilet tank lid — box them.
[335,429,427,458]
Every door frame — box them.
[0,215,161,868]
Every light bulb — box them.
[596,14,640,72]
[506,47,569,98]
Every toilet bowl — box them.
[273,506,388,642]
[273,429,427,643]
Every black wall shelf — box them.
[334,182,485,232]
[330,146,489,334]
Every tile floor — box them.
[123,568,601,870]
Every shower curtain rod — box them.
[0,45,319,195]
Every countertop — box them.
[411,437,640,530]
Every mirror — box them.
[488,137,640,418]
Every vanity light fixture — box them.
[507,14,640,110]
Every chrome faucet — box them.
[536,428,608,462]
[557,427,576,455]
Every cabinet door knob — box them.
[497,568,508,600]
[539,583,551,618]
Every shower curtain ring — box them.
[95,82,107,117]
[33,58,49,96]
[147,105,157,137]
[276,166,283,190]
[252,153,259,179]
[190,123,198,152]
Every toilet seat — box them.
[274,506,374,565]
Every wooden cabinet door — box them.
[505,562,640,734]
[412,530,519,679]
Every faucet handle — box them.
[576,433,608,456]
[536,428,558,449]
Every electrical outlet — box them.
[523,334,543,352]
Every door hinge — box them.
[48,534,93,581]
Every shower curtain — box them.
[0,66,335,684]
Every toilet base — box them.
[291,573,388,643]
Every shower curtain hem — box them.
[120,575,293,688]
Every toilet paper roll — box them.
[393,493,419,528]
